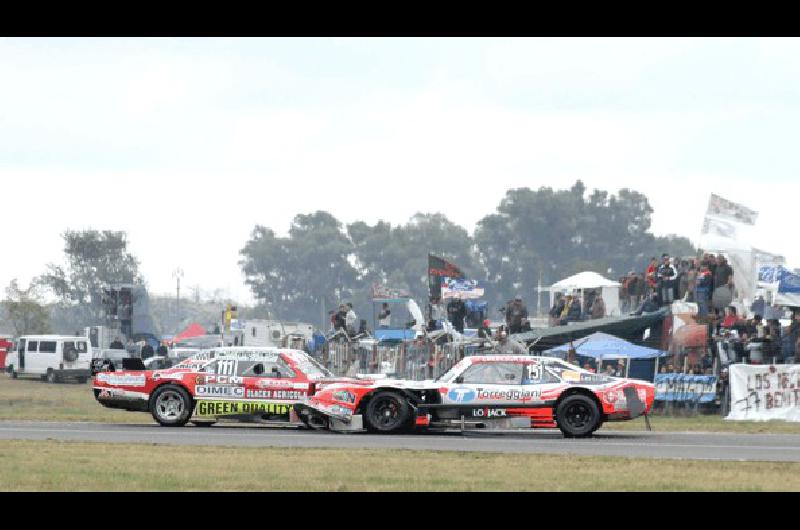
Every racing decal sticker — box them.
[256,379,294,388]
[195,401,291,416]
[560,370,580,382]
[245,389,306,399]
[202,376,243,385]
[447,387,477,403]
[152,372,186,381]
[195,385,245,398]
[96,373,146,387]
[475,388,541,401]
[97,388,148,400]
[471,408,508,418]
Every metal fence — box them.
[321,340,499,380]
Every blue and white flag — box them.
[758,266,800,294]
[441,277,485,300]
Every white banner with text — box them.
[726,364,800,422]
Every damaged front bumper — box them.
[294,402,364,432]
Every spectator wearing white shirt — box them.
[345,303,358,337]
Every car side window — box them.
[460,363,523,385]
[28,341,38,353]
[238,360,296,378]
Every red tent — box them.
[171,322,206,344]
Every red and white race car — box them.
[92,347,356,427]
[295,355,655,438]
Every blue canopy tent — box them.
[544,331,669,382]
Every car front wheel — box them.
[364,391,412,433]
[556,394,600,438]
[150,385,193,427]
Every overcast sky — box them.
[1,37,798,304]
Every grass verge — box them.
[0,375,149,423]
[1,439,799,491]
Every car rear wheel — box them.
[7,366,17,379]
[556,394,600,438]
[150,385,193,427]
[46,370,59,384]
[364,391,412,433]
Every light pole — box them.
[173,267,184,330]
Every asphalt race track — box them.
[2,421,800,462]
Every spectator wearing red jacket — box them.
[721,306,741,329]
[645,257,658,294]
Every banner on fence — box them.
[726,364,800,422]
[654,374,717,403]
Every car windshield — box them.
[436,361,468,383]
[291,353,333,379]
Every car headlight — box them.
[332,390,356,404]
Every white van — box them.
[5,335,92,383]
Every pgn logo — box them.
[448,387,476,403]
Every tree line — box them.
[239,180,696,327]
[1,180,696,335]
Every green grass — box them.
[605,412,800,434]
[3,374,800,434]
[1,440,799,491]
[0,375,149,423]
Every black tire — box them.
[150,385,193,427]
[556,394,600,438]
[364,391,412,433]
[46,370,59,384]
[63,350,78,363]
[7,366,17,379]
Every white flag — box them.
[701,216,738,239]
[706,194,758,225]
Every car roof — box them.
[20,335,87,340]
[464,353,563,362]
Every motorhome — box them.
[222,320,314,348]
[5,335,92,383]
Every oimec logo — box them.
[448,387,476,403]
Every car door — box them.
[18,339,26,372]
[442,361,526,406]
[37,340,58,374]
[239,358,303,416]
[26,340,39,374]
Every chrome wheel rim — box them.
[156,390,185,420]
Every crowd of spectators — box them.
[618,252,735,318]
[547,291,607,326]
[329,303,362,337]
[712,306,800,365]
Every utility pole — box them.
[173,267,184,330]
[537,270,543,317]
